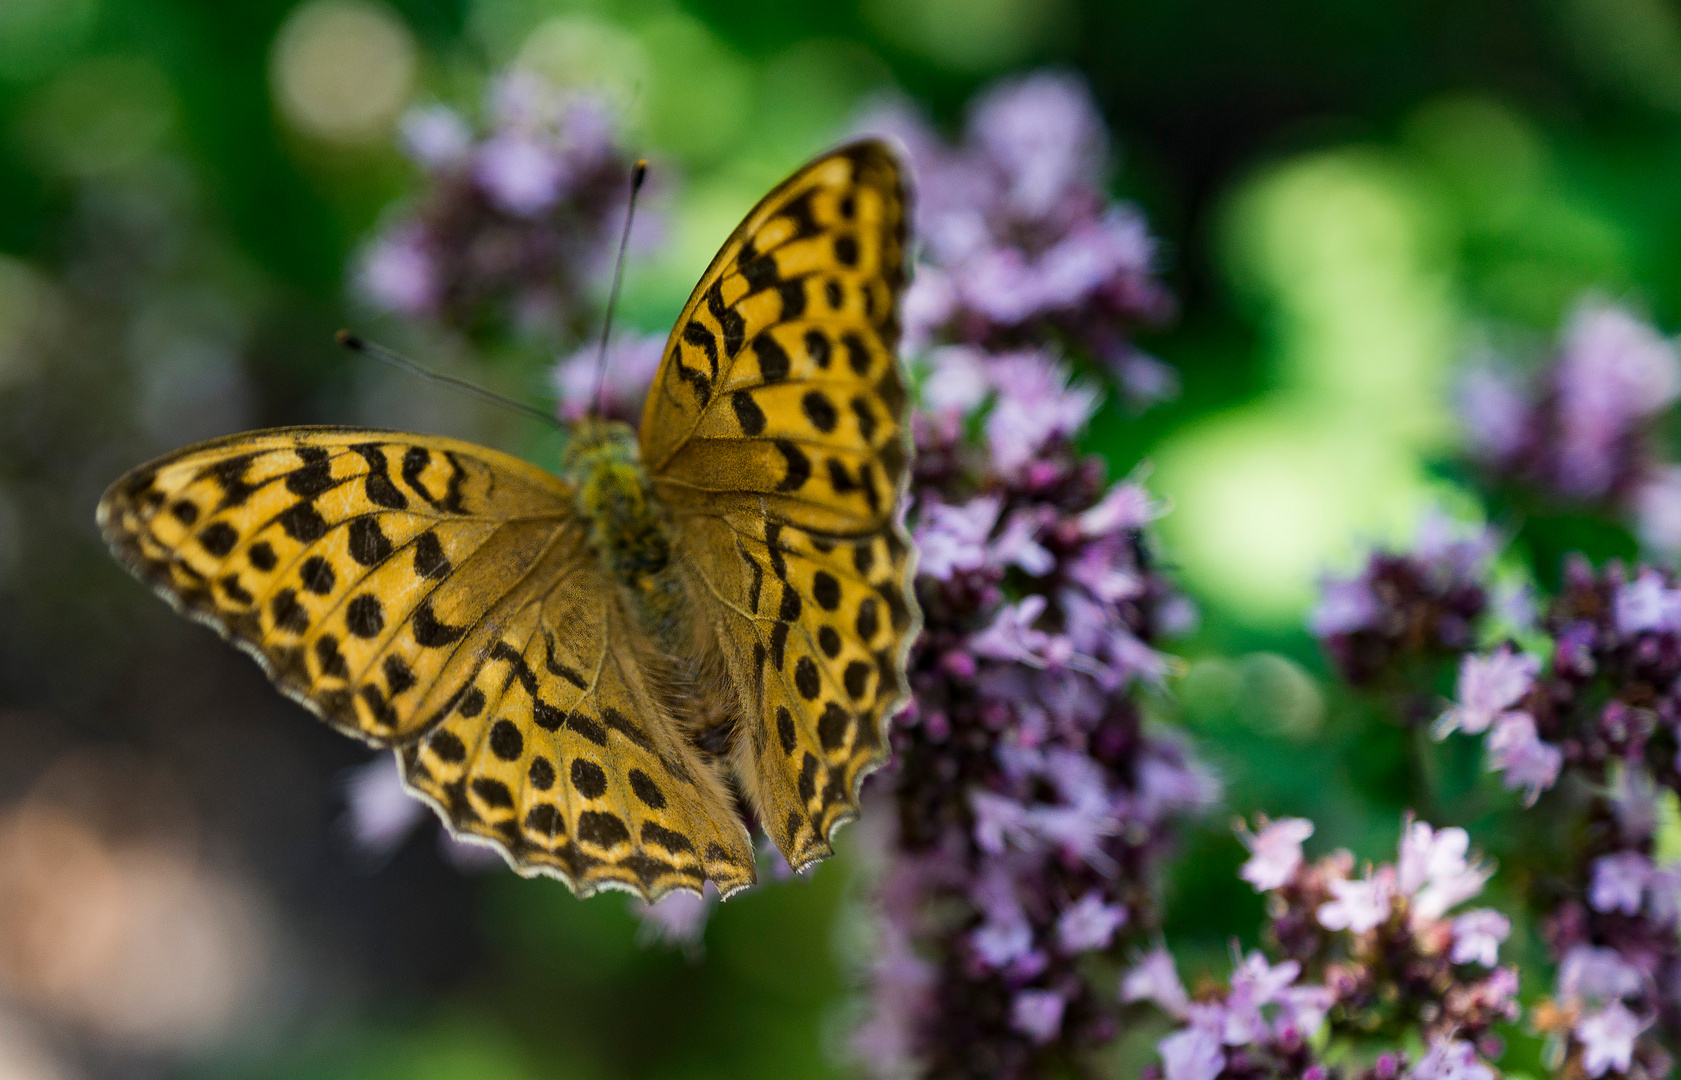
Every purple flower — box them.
[1575,1001,1646,1078]
[1458,365,1528,464]
[1464,296,1681,519]
[1554,298,1680,500]
[1310,575,1380,638]
[1157,1024,1224,1080]
[1483,711,1562,804]
[858,71,1173,406]
[1612,567,1681,635]
[1589,851,1653,915]
[342,753,426,856]
[1077,480,1160,536]
[992,510,1056,576]
[1237,817,1313,892]
[1121,946,1190,1018]
[983,352,1099,476]
[969,595,1057,665]
[1275,984,1334,1038]
[1396,820,1490,921]
[551,333,664,423]
[1449,909,1510,967]
[1635,465,1681,555]
[915,496,1001,580]
[1318,868,1396,934]
[1408,1038,1495,1080]
[1056,892,1127,953]
[1222,952,1301,1045]
[399,104,472,170]
[631,883,717,952]
[1313,513,1496,690]
[356,69,644,341]
[356,224,440,318]
[852,70,1192,1079]
[1557,945,1646,1006]
[1009,989,1067,1044]
[1433,645,1539,738]
[474,133,567,217]
[968,71,1105,222]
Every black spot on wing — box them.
[732,391,767,436]
[345,594,385,638]
[352,443,408,510]
[279,502,327,542]
[286,447,334,497]
[801,391,838,433]
[753,333,790,383]
[198,522,238,557]
[413,600,466,646]
[774,441,811,492]
[349,517,392,566]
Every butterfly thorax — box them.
[561,417,682,635]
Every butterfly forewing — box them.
[641,139,921,868]
[98,427,756,899]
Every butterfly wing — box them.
[99,427,755,898]
[639,140,921,869]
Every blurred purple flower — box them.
[1408,1039,1494,1080]
[1317,869,1395,934]
[342,753,425,857]
[1238,816,1313,893]
[1122,945,1191,1018]
[1312,513,1496,696]
[855,155,1194,1075]
[356,71,648,341]
[1463,297,1681,523]
[1009,990,1066,1044]
[399,104,472,170]
[1576,1002,1646,1078]
[1434,645,1539,738]
[1589,852,1652,916]
[1449,909,1510,967]
[858,71,1174,409]
[551,332,665,423]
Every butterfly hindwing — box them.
[398,535,755,898]
[678,511,917,869]
[98,427,755,899]
[641,139,921,867]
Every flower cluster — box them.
[1310,514,1501,699]
[860,73,1177,410]
[1460,298,1681,555]
[849,72,1207,1080]
[853,344,1211,1080]
[354,71,648,341]
[1130,815,1518,1080]
[1434,560,1681,1075]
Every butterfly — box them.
[97,140,919,901]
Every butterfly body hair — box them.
[562,417,684,634]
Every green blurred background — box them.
[1,0,1678,1076]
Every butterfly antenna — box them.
[335,331,565,431]
[591,158,649,418]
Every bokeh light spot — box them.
[270,0,417,145]
[862,0,1069,71]
[1155,405,1433,625]
[515,14,649,125]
